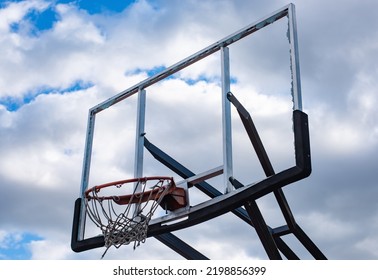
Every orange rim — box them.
[85,176,175,205]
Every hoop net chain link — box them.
[84,178,172,258]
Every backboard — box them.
[71,4,326,260]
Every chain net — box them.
[84,177,173,258]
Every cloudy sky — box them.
[0,0,377,260]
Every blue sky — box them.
[0,231,42,259]
[0,0,136,112]
[0,0,378,260]
[1,80,94,111]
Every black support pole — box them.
[231,177,282,260]
[155,233,209,260]
[227,91,296,228]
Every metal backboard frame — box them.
[71,4,325,259]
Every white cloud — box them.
[0,87,97,188]
[53,4,105,44]
[195,239,259,260]
[300,212,357,241]
[0,104,13,127]
[0,1,106,98]
[29,239,71,260]
[355,237,378,258]
[0,0,49,32]
[0,230,9,249]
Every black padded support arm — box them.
[71,198,105,252]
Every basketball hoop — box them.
[84,176,186,257]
